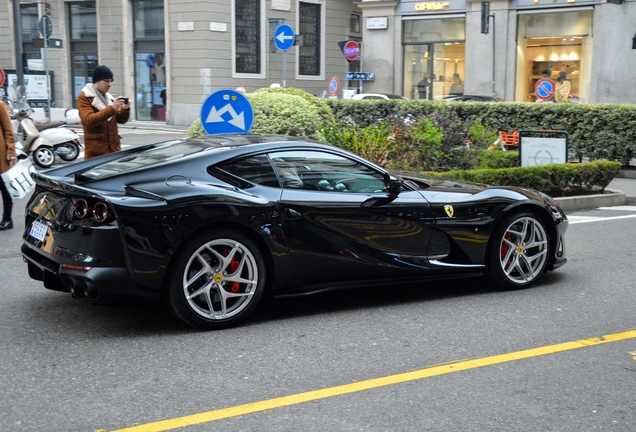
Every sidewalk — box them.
[119,120,189,133]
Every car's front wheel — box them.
[166,229,266,330]
[486,211,550,290]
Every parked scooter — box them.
[37,110,82,162]
[8,92,56,168]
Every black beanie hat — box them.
[92,65,113,83]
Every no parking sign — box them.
[328,77,340,96]
[535,78,555,101]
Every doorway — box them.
[404,42,465,100]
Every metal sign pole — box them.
[359,43,363,94]
[44,37,51,123]
[283,51,287,88]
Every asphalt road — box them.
[1,138,635,431]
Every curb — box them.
[554,189,625,212]
[616,169,636,179]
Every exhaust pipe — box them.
[69,278,99,299]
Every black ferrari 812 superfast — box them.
[22,135,568,329]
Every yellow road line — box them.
[107,328,636,432]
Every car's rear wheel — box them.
[486,211,550,290]
[166,229,265,330]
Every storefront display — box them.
[515,9,592,102]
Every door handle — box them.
[285,208,301,219]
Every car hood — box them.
[391,171,488,194]
[393,170,549,203]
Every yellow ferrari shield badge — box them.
[444,205,454,218]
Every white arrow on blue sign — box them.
[274,24,295,51]
[200,89,254,135]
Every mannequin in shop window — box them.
[555,72,571,103]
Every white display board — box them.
[520,136,567,167]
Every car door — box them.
[270,150,435,287]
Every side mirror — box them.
[384,173,403,193]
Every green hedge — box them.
[325,99,636,166]
[423,161,621,198]
[187,87,334,140]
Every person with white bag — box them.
[0,100,18,230]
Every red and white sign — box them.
[0,67,5,87]
[328,77,340,96]
[343,41,360,61]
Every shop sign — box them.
[346,72,375,81]
[415,2,450,11]
[397,0,467,15]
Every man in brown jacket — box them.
[77,65,130,160]
[0,100,18,230]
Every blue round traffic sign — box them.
[274,24,295,51]
[200,90,254,135]
[535,78,555,101]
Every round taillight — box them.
[92,202,110,223]
[73,199,89,219]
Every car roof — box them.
[443,95,503,102]
[351,93,408,100]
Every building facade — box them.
[0,0,634,127]
[0,0,362,125]
[359,0,636,104]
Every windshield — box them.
[6,85,31,111]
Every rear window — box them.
[78,140,206,180]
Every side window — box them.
[269,151,387,193]
[217,155,280,188]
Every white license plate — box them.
[29,220,48,242]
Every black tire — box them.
[166,229,266,330]
[58,143,80,161]
[33,147,55,168]
[486,211,550,290]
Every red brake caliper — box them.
[501,232,513,270]
[225,249,241,293]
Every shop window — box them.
[69,2,98,105]
[403,18,465,100]
[133,0,165,121]
[234,0,262,75]
[515,10,592,102]
[299,1,322,77]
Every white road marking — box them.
[569,214,636,224]
[597,206,636,211]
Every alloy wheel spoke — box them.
[185,265,210,290]
[187,281,213,300]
